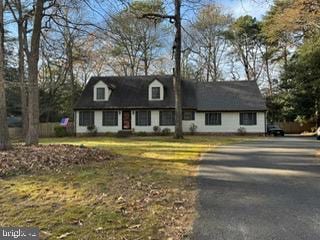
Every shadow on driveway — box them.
[191,137,320,240]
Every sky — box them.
[215,0,273,19]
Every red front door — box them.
[122,111,131,130]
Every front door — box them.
[122,111,131,130]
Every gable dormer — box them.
[148,79,164,101]
[94,81,111,101]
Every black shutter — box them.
[114,111,118,125]
[79,112,83,126]
[148,111,151,125]
[218,113,221,125]
[90,111,94,126]
[135,111,139,125]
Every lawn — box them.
[0,136,244,239]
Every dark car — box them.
[267,124,285,136]
[7,116,22,128]
[316,127,320,140]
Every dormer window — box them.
[151,87,160,99]
[94,81,111,101]
[149,79,164,101]
[96,88,105,100]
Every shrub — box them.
[189,123,197,135]
[161,128,171,136]
[87,125,97,136]
[54,125,68,137]
[237,127,247,136]
[153,126,161,135]
[135,131,148,137]
[116,130,132,138]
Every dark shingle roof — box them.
[74,75,266,111]
[195,81,267,111]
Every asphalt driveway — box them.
[192,137,320,240]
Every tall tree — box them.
[227,15,263,81]
[107,0,164,76]
[189,4,232,81]
[25,0,44,145]
[6,0,28,137]
[0,0,11,150]
[140,0,183,138]
[173,0,182,138]
[281,35,320,126]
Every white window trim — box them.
[148,79,164,101]
[93,81,111,101]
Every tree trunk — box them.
[67,40,76,107]
[207,43,211,82]
[265,47,273,96]
[174,0,183,139]
[64,9,76,109]
[25,0,44,146]
[0,0,10,150]
[18,8,28,137]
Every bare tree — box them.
[188,4,232,82]
[106,1,164,76]
[6,0,28,137]
[25,0,44,145]
[0,0,11,150]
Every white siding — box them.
[148,80,164,101]
[182,112,265,133]
[75,110,266,134]
[76,110,122,133]
[93,81,111,101]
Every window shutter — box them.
[148,111,151,125]
[91,111,94,126]
[135,111,139,125]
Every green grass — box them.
[0,136,246,239]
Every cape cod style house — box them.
[74,75,267,134]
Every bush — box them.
[54,125,68,137]
[116,130,132,138]
[161,128,171,136]
[238,127,247,136]
[87,125,97,136]
[135,131,148,137]
[153,126,161,135]
[189,123,197,135]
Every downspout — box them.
[74,111,77,136]
[265,111,267,136]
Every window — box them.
[205,112,221,125]
[79,111,94,126]
[152,87,161,99]
[96,88,105,100]
[136,111,151,126]
[182,111,195,121]
[103,111,118,126]
[160,111,175,126]
[240,112,257,125]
